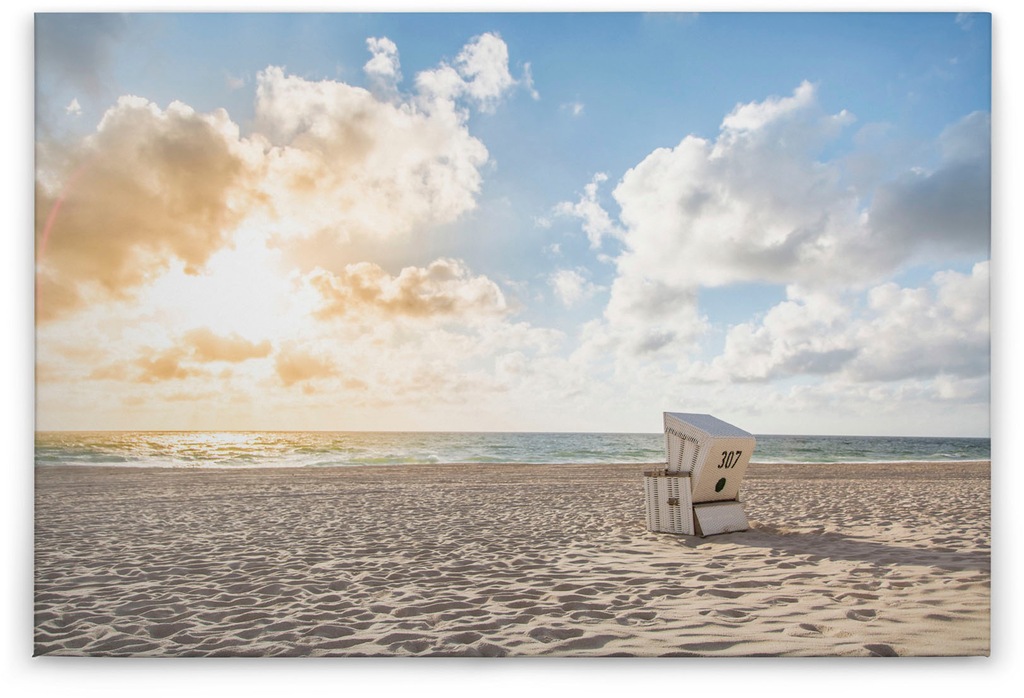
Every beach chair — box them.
[644,412,755,536]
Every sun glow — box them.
[140,222,321,345]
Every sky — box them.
[32,11,992,436]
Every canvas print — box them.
[34,13,991,657]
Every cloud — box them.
[611,82,862,292]
[225,72,247,91]
[866,112,990,262]
[364,36,402,94]
[554,172,624,249]
[598,275,707,356]
[65,98,82,116]
[549,269,602,308]
[83,327,274,385]
[702,287,859,383]
[134,347,204,384]
[846,262,989,382]
[184,328,273,363]
[522,63,540,101]
[560,101,585,117]
[720,80,818,132]
[308,258,510,321]
[34,31,541,427]
[563,85,988,382]
[415,32,520,113]
[458,33,515,108]
[254,64,490,246]
[86,364,131,382]
[702,262,989,385]
[603,83,988,306]
[275,345,337,388]
[36,97,257,322]
[37,33,528,324]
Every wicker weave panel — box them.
[643,470,694,535]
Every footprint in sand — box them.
[699,608,754,623]
[831,591,880,604]
[845,609,878,622]
[569,610,615,623]
[528,626,584,643]
[147,621,193,639]
[374,631,424,646]
[393,639,432,654]
[466,642,507,657]
[550,634,618,652]
[852,581,883,591]
[677,640,741,653]
[615,610,657,626]
[786,622,852,639]
[696,588,745,600]
[310,624,357,639]
[444,631,483,645]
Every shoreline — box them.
[33,459,993,472]
[35,460,990,657]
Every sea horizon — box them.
[34,427,991,438]
[35,430,992,469]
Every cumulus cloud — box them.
[275,345,337,388]
[184,328,273,363]
[36,97,256,321]
[599,276,707,357]
[308,258,510,321]
[611,82,862,293]
[847,262,989,382]
[37,33,528,323]
[415,32,520,113]
[565,82,990,372]
[254,64,490,246]
[608,83,989,295]
[549,269,602,308]
[554,173,624,249]
[702,288,859,383]
[364,36,402,94]
[867,111,990,262]
[134,347,204,384]
[702,262,989,385]
[35,31,542,426]
[83,327,274,385]
[455,33,517,109]
[720,80,818,132]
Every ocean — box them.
[34,431,991,469]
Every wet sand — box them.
[34,461,990,656]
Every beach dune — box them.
[34,460,990,657]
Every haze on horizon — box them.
[34,13,991,437]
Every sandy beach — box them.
[34,460,990,657]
